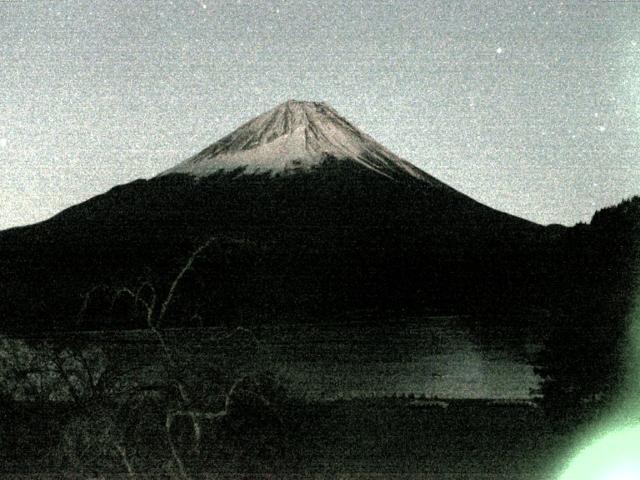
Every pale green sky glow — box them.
[558,424,640,480]
[558,288,640,479]
[1,0,639,230]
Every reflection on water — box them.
[69,316,542,401]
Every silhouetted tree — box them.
[534,197,639,426]
[0,238,289,478]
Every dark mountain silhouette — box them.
[0,101,568,332]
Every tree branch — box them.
[157,237,216,328]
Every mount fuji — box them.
[0,100,552,332]
[163,100,444,184]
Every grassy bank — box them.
[0,399,570,478]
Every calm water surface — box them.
[72,316,542,400]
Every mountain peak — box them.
[256,99,336,136]
[281,98,327,107]
[161,100,441,185]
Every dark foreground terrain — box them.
[0,399,569,479]
[293,400,564,477]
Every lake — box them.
[56,315,542,401]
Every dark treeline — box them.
[534,196,640,424]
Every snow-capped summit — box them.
[161,100,440,185]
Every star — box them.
[496,47,503,54]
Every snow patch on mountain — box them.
[160,100,442,186]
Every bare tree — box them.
[0,336,108,404]
[64,237,275,479]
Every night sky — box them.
[1,0,639,229]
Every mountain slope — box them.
[162,100,445,185]
[0,101,551,332]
